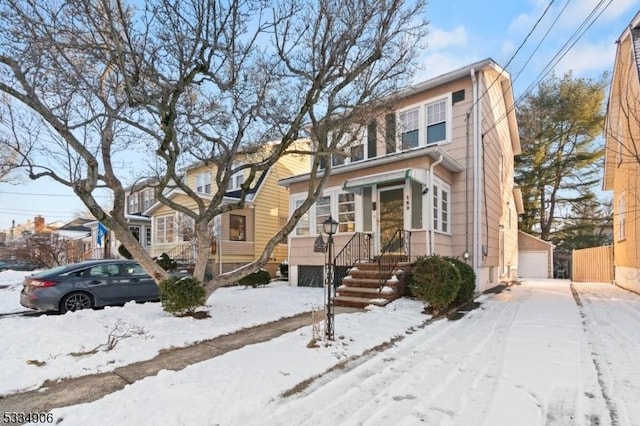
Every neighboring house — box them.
[518,231,554,279]
[144,142,310,277]
[280,58,523,298]
[603,11,640,294]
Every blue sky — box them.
[1,0,638,231]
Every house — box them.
[279,58,523,304]
[144,142,310,277]
[603,11,640,294]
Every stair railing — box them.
[377,229,411,292]
[332,232,372,288]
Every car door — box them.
[82,263,130,304]
[122,263,158,302]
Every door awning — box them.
[343,168,427,191]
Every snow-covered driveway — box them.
[254,280,639,426]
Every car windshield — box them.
[31,265,68,278]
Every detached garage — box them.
[518,231,554,278]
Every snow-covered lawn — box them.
[3,271,640,425]
[0,270,331,395]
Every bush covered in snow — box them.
[447,257,476,305]
[409,255,461,315]
[158,276,206,316]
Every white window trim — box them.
[432,177,451,235]
[290,187,358,236]
[227,165,244,191]
[195,171,212,194]
[395,93,453,151]
[154,213,176,245]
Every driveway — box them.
[253,279,639,426]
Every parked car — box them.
[20,259,162,313]
[0,260,39,271]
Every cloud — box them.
[552,39,616,77]
[426,25,468,51]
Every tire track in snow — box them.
[571,283,620,426]
[259,287,528,425]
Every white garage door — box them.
[518,251,548,278]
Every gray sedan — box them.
[20,259,160,313]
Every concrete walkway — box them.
[0,307,359,417]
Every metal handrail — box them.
[377,229,411,292]
[333,232,372,288]
[166,242,197,265]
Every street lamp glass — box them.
[323,216,338,235]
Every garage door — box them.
[518,251,548,278]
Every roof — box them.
[279,145,463,187]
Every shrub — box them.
[158,276,206,315]
[447,257,476,305]
[409,255,461,315]
[239,269,271,288]
[155,252,177,271]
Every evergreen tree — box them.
[515,72,607,241]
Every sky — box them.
[0,0,638,231]
[1,274,638,424]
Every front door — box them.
[378,186,404,253]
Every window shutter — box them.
[367,121,377,158]
[385,113,396,154]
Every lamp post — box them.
[323,216,338,340]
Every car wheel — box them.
[60,292,94,313]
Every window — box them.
[230,214,246,241]
[433,181,450,233]
[400,108,419,149]
[426,99,447,144]
[129,226,141,241]
[145,228,152,246]
[293,199,310,236]
[142,189,154,210]
[350,144,364,162]
[411,181,423,229]
[126,264,148,276]
[196,172,211,194]
[618,192,626,241]
[227,170,244,191]
[338,193,355,232]
[128,195,139,214]
[315,196,331,234]
[181,215,195,241]
[155,215,176,244]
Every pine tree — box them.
[515,72,607,241]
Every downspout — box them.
[428,154,444,256]
[465,69,475,263]
[471,68,481,282]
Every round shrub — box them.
[158,276,206,315]
[447,257,476,305]
[118,244,133,260]
[409,255,461,315]
[239,269,271,288]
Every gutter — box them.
[472,68,481,282]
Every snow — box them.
[1,272,639,425]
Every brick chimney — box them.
[34,216,45,233]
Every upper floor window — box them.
[400,108,419,149]
[227,169,244,191]
[196,172,211,194]
[128,195,139,214]
[142,189,154,211]
[426,98,447,144]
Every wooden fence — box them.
[571,246,614,283]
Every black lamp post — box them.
[323,215,338,340]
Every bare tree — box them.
[0,0,427,297]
